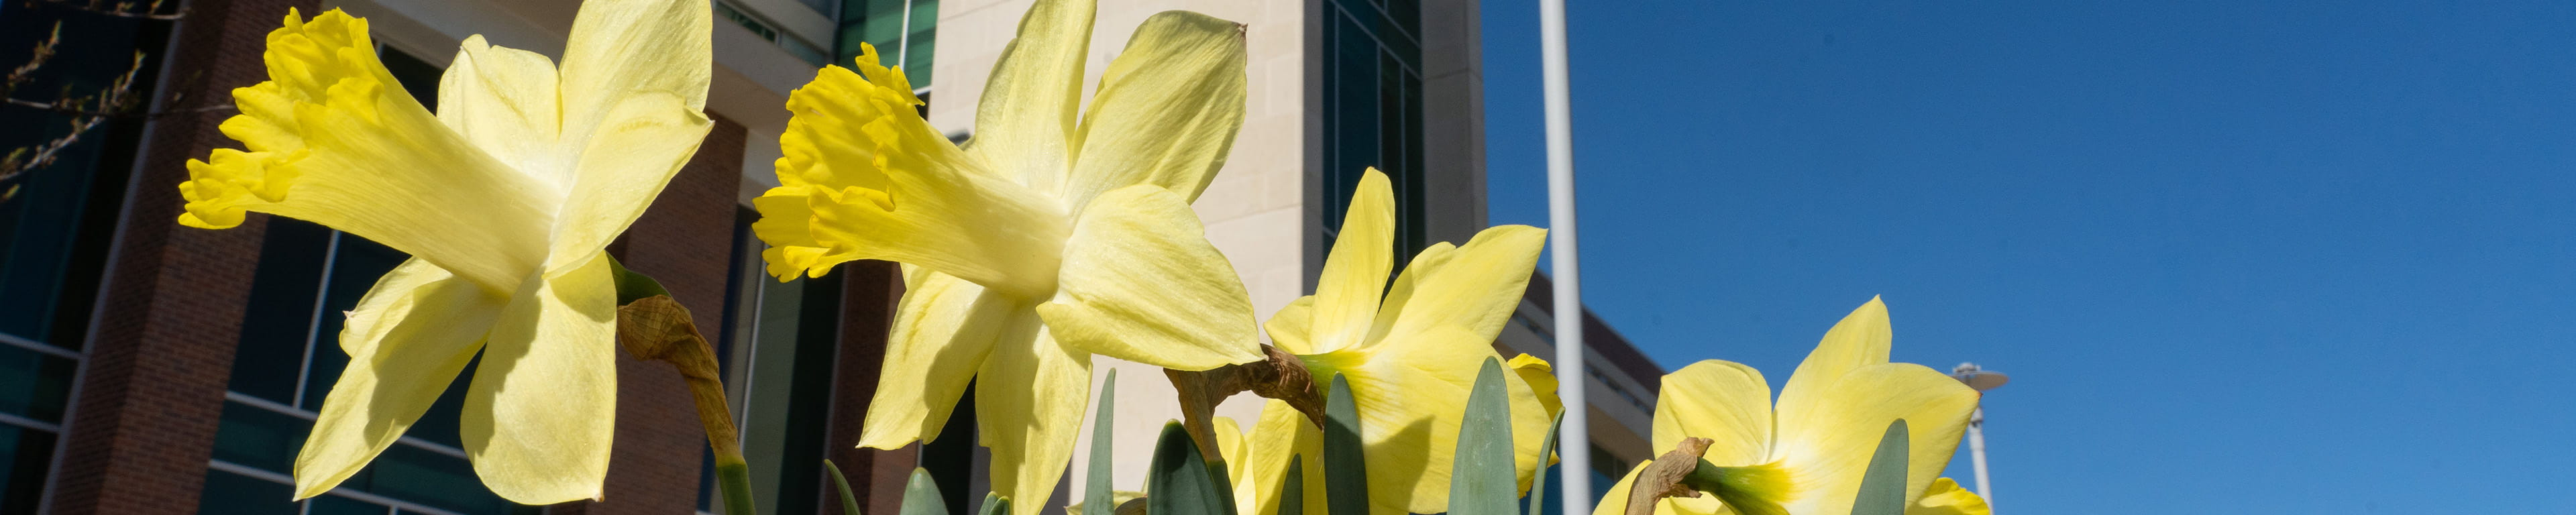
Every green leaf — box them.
[604,254,670,306]
[1279,457,1304,515]
[1848,419,1911,515]
[828,459,863,515]
[902,468,949,515]
[1149,421,1234,515]
[1526,411,1564,515]
[980,493,1010,515]
[1448,358,1517,515]
[1322,374,1368,515]
[1086,369,1120,515]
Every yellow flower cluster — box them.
[180,0,1998,514]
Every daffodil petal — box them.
[1242,400,1325,515]
[1362,241,1455,344]
[976,327,1092,515]
[1062,10,1246,205]
[1506,353,1562,419]
[1654,360,1773,466]
[1036,184,1260,371]
[462,252,619,504]
[558,0,710,117]
[1775,297,1892,427]
[1588,461,1644,515]
[759,62,1066,294]
[1772,363,1978,515]
[1302,326,1553,515]
[293,258,504,499]
[547,91,712,271]
[544,0,715,270]
[1377,225,1545,346]
[969,0,1093,191]
[182,9,552,291]
[857,266,1012,449]
[1214,416,1246,485]
[1307,169,1394,354]
[435,36,559,170]
[1906,478,1991,515]
[1263,295,1318,354]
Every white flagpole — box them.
[1540,0,1589,512]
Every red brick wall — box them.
[567,115,751,515]
[47,0,319,513]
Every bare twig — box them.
[23,0,187,20]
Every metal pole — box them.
[1539,0,1588,512]
[1967,407,1992,508]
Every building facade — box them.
[0,0,1662,514]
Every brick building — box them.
[0,0,1665,514]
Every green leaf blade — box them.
[1086,370,1120,515]
[1848,419,1911,515]
[901,468,950,515]
[1526,411,1564,515]
[1322,374,1368,515]
[1448,358,1518,515]
[827,459,863,515]
[1149,421,1235,515]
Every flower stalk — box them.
[612,294,755,515]
[1165,345,1326,461]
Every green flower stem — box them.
[716,453,759,515]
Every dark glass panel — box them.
[0,424,57,514]
[229,218,332,403]
[307,494,389,515]
[360,443,518,514]
[379,46,443,109]
[770,272,844,515]
[0,343,75,421]
[211,400,308,474]
[197,468,301,515]
[299,235,409,410]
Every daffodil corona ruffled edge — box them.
[177,1,714,504]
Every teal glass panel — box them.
[0,344,74,421]
[196,468,301,515]
[210,401,308,474]
[0,424,58,514]
[354,443,517,514]
[306,494,388,515]
[902,28,936,78]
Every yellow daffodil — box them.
[174,1,712,504]
[1230,168,1559,515]
[1904,478,1993,515]
[747,0,1258,512]
[1589,298,1983,515]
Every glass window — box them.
[699,208,856,514]
[0,3,174,507]
[836,0,936,87]
[1319,0,1427,262]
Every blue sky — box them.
[1479,1,2576,512]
